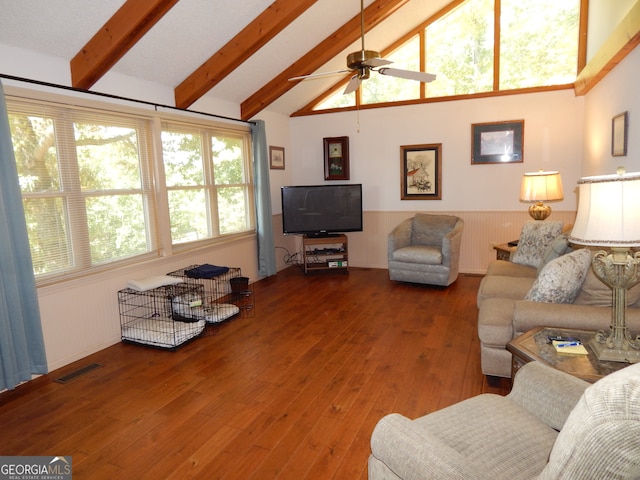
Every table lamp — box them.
[520,170,564,220]
[568,169,640,363]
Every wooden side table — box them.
[507,327,629,383]
[493,242,517,261]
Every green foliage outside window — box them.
[500,0,579,89]
[361,36,421,104]
[9,101,253,281]
[426,0,494,97]
[161,127,252,245]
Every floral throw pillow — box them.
[512,221,564,268]
[525,248,592,303]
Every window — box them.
[8,101,155,280]
[7,96,254,283]
[361,35,422,104]
[426,0,494,97]
[499,0,580,89]
[311,0,582,112]
[161,123,254,245]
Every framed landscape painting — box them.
[471,120,524,164]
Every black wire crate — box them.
[167,265,254,320]
[117,283,207,349]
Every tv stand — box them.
[302,234,348,274]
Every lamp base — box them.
[590,337,640,363]
[528,202,551,221]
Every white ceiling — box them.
[0,0,451,117]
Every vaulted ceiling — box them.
[0,0,453,120]
[2,1,639,122]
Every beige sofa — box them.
[477,222,640,378]
[369,361,640,479]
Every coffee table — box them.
[507,326,629,383]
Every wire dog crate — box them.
[167,265,254,321]
[118,283,207,349]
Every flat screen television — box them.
[281,184,363,236]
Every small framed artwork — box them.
[269,146,285,169]
[400,143,442,200]
[612,111,628,157]
[471,120,524,164]
[323,136,349,180]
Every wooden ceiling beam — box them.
[574,1,640,96]
[175,0,318,109]
[71,0,179,90]
[240,0,409,120]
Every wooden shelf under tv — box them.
[302,234,349,274]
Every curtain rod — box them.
[0,73,255,126]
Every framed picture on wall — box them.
[471,120,524,164]
[269,146,285,169]
[400,143,442,200]
[612,111,628,157]
[323,136,349,180]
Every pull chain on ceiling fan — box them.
[290,0,436,94]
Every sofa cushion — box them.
[411,214,458,246]
[486,259,538,279]
[540,363,640,480]
[525,248,591,304]
[478,275,536,305]
[574,262,640,307]
[537,233,573,274]
[392,245,442,264]
[512,221,564,268]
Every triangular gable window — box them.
[304,0,582,114]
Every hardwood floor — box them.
[0,267,509,479]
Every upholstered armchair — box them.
[388,214,463,286]
[369,361,640,480]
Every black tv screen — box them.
[281,184,363,236]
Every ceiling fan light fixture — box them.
[347,50,381,69]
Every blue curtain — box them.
[0,80,48,390]
[251,120,276,277]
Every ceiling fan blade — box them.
[363,57,393,68]
[343,75,361,95]
[289,69,352,81]
[378,68,437,83]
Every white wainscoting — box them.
[273,210,576,275]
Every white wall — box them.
[582,46,640,176]
[287,90,584,212]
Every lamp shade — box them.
[519,171,564,202]
[569,171,640,247]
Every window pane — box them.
[161,130,205,186]
[426,0,494,97]
[500,0,580,89]
[9,114,60,193]
[86,195,149,264]
[362,36,421,104]
[75,123,141,190]
[212,136,244,184]
[168,189,209,243]
[23,197,71,275]
[218,187,247,234]
[314,87,356,110]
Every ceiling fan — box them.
[290,0,436,94]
